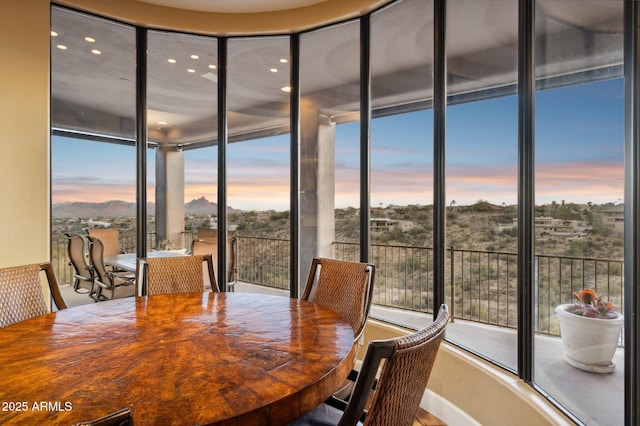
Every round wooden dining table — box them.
[0,292,356,425]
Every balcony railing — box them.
[51,234,624,340]
[335,241,624,339]
[236,235,290,290]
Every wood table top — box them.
[0,292,356,425]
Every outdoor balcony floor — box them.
[59,283,623,426]
[368,304,624,426]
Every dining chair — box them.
[0,262,68,328]
[301,258,375,405]
[289,304,450,426]
[88,237,135,301]
[65,233,95,296]
[73,407,133,426]
[136,254,218,296]
[191,232,237,291]
[301,257,375,342]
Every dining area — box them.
[0,252,449,425]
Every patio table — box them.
[104,250,187,273]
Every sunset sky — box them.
[52,78,624,211]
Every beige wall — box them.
[56,0,391,35]
[0,0,50,267]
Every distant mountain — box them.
[185,196,218,215]
[52,197,231,218]
[53,200,140,218]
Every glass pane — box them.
[534,1,624,424]
[184,146,218,252]
[445,0,519,370]
[50,7,136,287]
[147,31,218,254]
[227,36,291,294]
[369,0,434,326]
[51,7,136,139]
[300,21,361,288]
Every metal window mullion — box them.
[290,34,300,299]
[360,15,371,264]
[135,27,148,261]
[624,1,640,424]
[217,37,228,292]
[517,0,535,382]
[433,0,446,319]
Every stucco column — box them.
[155,144,185,249]
[300,98,336,286]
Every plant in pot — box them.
[155,239,176,251]
[555,289,624,373]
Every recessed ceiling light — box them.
[85,37,96,43]
[281,86,291,92]
[187,69,195,73]
[56,44,67,50]
[158,121,168,125]
[51,31,58,37]
[91,49,101,55]
[280,58,288,64]
[168,58,177,64]
[191,54,199,59]
[208,64,217,70]
[270,68,278,73]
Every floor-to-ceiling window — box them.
[369,0,435,323]
[227,36,291,292]
[534,1,624,424]
[50,7,136,284]
[299,20,362,287]
[444,0,519,370]
[147,30,218,254]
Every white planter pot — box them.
[555,304,624,373]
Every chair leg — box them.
[89,281,99,301]
[74,277,91,294]
[94,287,106,302]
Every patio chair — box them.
[88,237,135,301]
[65,233,95,296]
[190,232,237,291]
[197,228,217,240]
[0,262,68,328]
[289,304,450,426]
[87,228,122,257]
[73,407,133,426]
[301,257,375,342]
[136,254,218,296]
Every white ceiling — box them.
[137,0,327,14]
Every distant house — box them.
[81,219,111,228]
[535,216,591,239]
[497,216,592,239]
[370,218,415,234]
[599,204,624,232]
